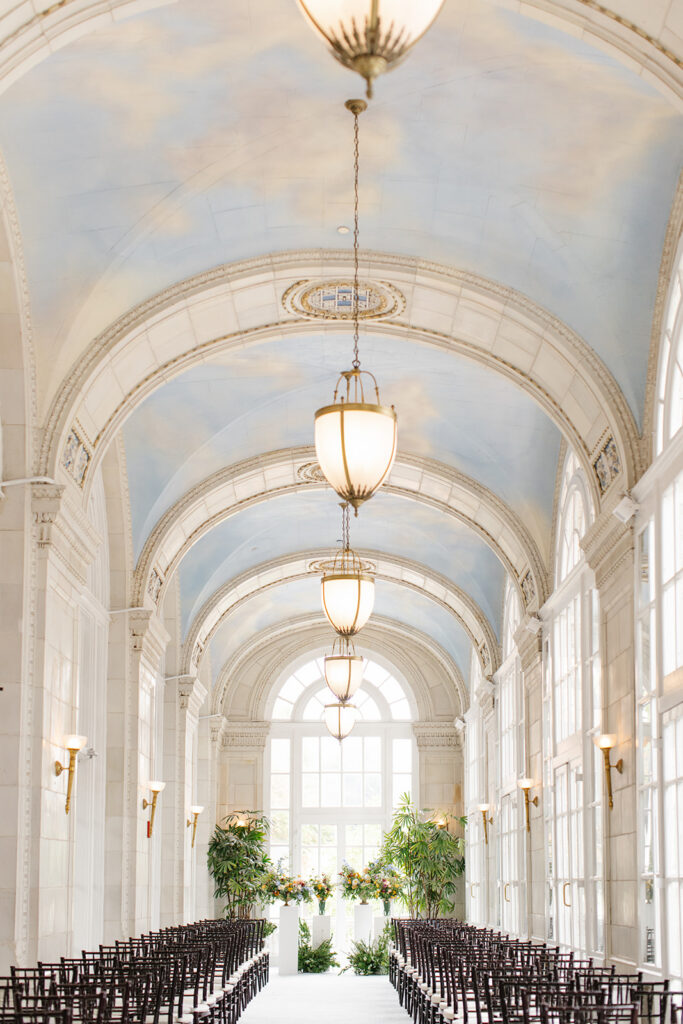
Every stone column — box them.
[217,722,270,822]
[104,608,169,943]
[160,674,207,926]
[413,721,465,917]
[582,506,637,968]
[515,620,544,941]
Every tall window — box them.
[544,450,604,956]
[266,655,416,949]
[465,647,487,926]
[655,244,683,455]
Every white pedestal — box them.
[374,915,389,939]
[311,914,331,947]
[353,902,373,943]
[278,903,300,975]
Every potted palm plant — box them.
[207,811,270,919]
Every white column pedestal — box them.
[311,914,331,947]
[374,915,389,939]
[278,904,300,975]
[353,902,373,943]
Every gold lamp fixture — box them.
[324,701,358,740]
[517,778,539,832]
[297,1,446,99]
[186,805,204,848]
[595,734,623,809]
[324,635,364,700]
[54,734,87,815]
[142,780,166,838]
[478,803,493,845]
[321,503,375,636]
[314,100,397,514]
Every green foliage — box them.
[341,923,392,975]
[381,794,467,918]
[262,921,277,939]
[297,920,340,973]
[206,812,271,919]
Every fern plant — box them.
[297,920,340,973]
[341,923,391,975]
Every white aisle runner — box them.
[240,970,408,1024]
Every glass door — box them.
[499,792,521,935]
[553,759,586,951]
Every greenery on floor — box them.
[298,920,340,973]
[341,923,392,976]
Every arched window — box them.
[655,243,683,456]
[502,576,522,662]
[556,450,593,586]
[266,653,417,949]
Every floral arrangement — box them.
[310,874,335,914]
[339,863,376,904]
[261,869,314,907]
[369,862,403,915]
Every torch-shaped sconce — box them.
[186,805,204,848]
[54,735,88,814]
[142,781,165,837]
[478,803,493,845]
[595,734,623,809]
[517,778,539,832]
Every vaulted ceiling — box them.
[2,0,681,702]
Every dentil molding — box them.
[221,721,270,752]
[413,722,462,749]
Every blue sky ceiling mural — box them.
[0,0,680,419]
[0,0,678,690]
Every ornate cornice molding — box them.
[176,674,207,717]
[129,608,171,666]
[31,482,101,584]
[221,721,270,752]
[413,721,462,750]
[475,678,496,719]
[514,620,543,682]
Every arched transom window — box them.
[656,243,683,456]
[556,450,593,586]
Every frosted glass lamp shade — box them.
[321,571,374,636]
[297,0,445,97]
[65,734,88,752]
[315,402,397,511]
[324,702,358,740]
[324,651,364,701]
[149,780,166,793]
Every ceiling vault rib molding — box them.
[212,613,469,722]
[39,250,641,512]
[180,547,501,679]
[132,446,548,612]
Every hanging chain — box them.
[352,106,361,371]
[341,502,350,551]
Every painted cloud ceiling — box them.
[1,0,680,691]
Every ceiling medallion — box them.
[282,278,405,321]
[297,461,328,483]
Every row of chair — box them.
[1,918,269,1024]
[389,920,683,1024]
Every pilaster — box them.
[217,721,270,823]
[582,505,637,967]
[515,618,545,940]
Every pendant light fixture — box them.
[321,502,375,636]
[324,636,364,701]
[297,1,446,99]
[324,701,358,741]
[314,99,397,514]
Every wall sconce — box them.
[54,735,87,814]
[142,781,165,837]
[595,734,623,809]
[517,778,539,832]
[186,805,204,848]
[477,803,493,845]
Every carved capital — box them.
[221,720,270,752]
[210,716,228,746]
[129,609,170,667]
[31,483,101,584]
[475,677,495,718]
[514,619,543,681]
[581,499,634,603]
[176,674,208,717]
[413,721,461,749]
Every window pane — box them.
[302,696,323,721]
[365,824,381,846]
[321,772,341,806]
[364,736,381,771]
[346,824,362,846]
[272,699,292,720]
[270,845,289,868]
[321,848,337,875]
[302,773,320,807]
[379,676,404,703]
[271,774,289,808]
[343,772,363,806]
[279,677,304,703]
[321,737,341,771]
[346,846,362,866]
[320,824,337,846]
[343,737,363,771]
[271,811,289,844]
[302,823,319,846]
[393,773,412,806]
[296,661,323,686]
[302,848,319,875]
[391,698,411,720]
[361,697,381,720]
[365,772,382,807]
[393,738,412,771]
[271,738,290,773]
[302,737,319,771]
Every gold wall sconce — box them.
[54,734,87,814]
[186,805,204,848]
[517,778,539,832]
[595,734,623,809]
[478,803,493,845]
[142,781,165,838]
